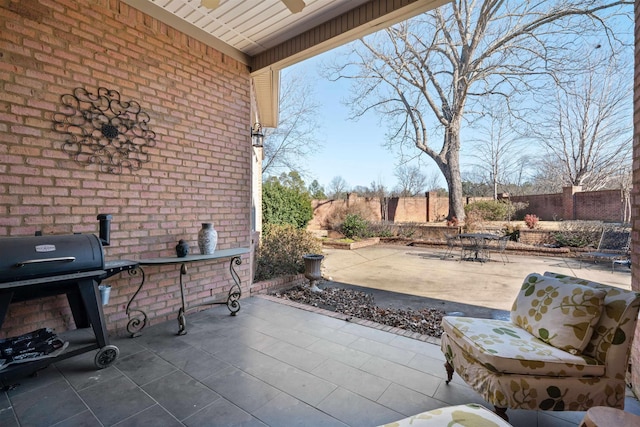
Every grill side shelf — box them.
[103,260,139,279]
[0,270,107,290]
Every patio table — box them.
[458,233,500,262]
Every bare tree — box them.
[462,170,493,197]
[326,0,631,220]
[528,159,566,194]
[425,171,445,193]
[394,165,427,196]
[467,110,526,199]
[503,156,537,197]
[368,179,391,221]
[262,69,322,177]
[327,176,349,199]
[527,56,632,191]
[618,165,632,223]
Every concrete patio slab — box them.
[320,244,632,313]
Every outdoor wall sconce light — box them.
[251,122,264,148]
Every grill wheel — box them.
[94,345,119,369]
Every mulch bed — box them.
[272,285,445,338]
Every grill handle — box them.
[15,257,76,268]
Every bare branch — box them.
[262,69,323,177]
[322,0,632,220]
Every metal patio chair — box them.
[441,233,459,260]
[577,227,631,272]
[495,235,510,264]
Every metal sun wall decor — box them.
[52,87,156,174]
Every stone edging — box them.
[321,237,380,250]
[250,274,307,296]
[256,294,441,346]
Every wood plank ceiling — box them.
[123,0,449,126]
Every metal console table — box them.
[126,248,249,337]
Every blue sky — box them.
[283,9,633,194]
[287,50,436,193]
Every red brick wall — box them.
[511,193,564,220]
[0,1,252,338]
[574,190,625,221]
[310,199,347,230]
[312,188,626,227]
[630,0,640,398]
[509,188,624,222]
[310,193,451,229]
[426,191,448,221]
[388,197,427,222]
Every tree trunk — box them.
[441,125,465,221]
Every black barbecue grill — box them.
[0,215,137,384]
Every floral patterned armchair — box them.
[441,272,640,422]
[378,403,513,426]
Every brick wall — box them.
[388,197,427,222]
[510,193,564,220]
[0,1,252,338]
[511,187,625,222]
[311,187,627,228]
[630,0,640,398]
[309,194,447,230]
[308,195,381,230]
[575,189,625,221]
[426,191,448,221]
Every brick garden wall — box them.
[510,193,564,220]
[574,189,625,221]
[0,1,252,338]
[388,196,427,222]
[309,193,447,230]
[512,188,626,222]
[309,196,381,230]
[311,187,627,228]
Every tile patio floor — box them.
[1,248,639,427]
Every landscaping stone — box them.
[272,285,445,338]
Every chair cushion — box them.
[377,403,513,427]
[543,272,640,363]
[441,316,603,377]
[510,273,606,353]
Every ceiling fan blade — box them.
[281,0,305,13]
[200,0,220,9]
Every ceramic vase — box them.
[175,239,189,257]
[197,222,218,255]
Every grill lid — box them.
[0,234,104,284]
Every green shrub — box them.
[366,221,396,238]
[464,200,515,221]
[255,224,322,281]
[323,201,377,231]
[553,221,602,248]
[262,177,313,229]
[340,214,369,239]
